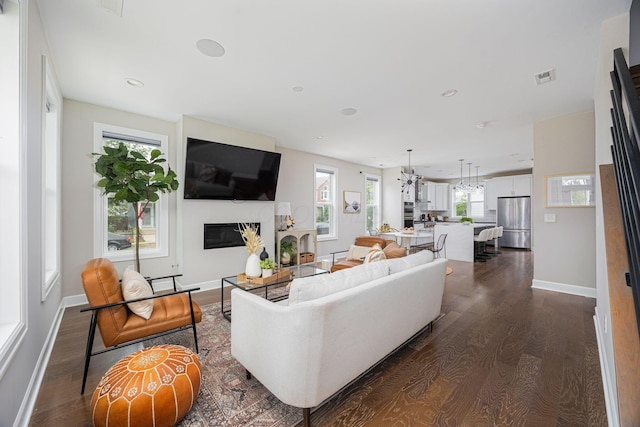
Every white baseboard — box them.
[14,300,66,427]
[531,279,597,298]
[594,307,619,427]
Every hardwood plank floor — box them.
[29,249,606,426]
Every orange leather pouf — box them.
[91,344,201,427]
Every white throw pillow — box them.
[384,250,434,275]
[346,244,372,261]
[121,267,154,320]
[288,261,389,305]
[364,244,386,263]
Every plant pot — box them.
[262,268,273,278]
[280,252,291,265]
[245,253,261,278]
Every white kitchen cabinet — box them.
[424,182,449,211]
[485,175,532,211]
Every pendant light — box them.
[474,166,484,193]
[399,149,415,194]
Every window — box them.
[314,165,337,239]
[42,56,61,301]
[365,174,381,232]
[0,0,26,378]
[93,123,169,261]
[453,189,485,218]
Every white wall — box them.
[177,116,278,288]
[275,147,382,257]
[0,1,66,425]
[382,167,403,229]
[61,99,178,296]
[594,12,631,426]
[532,111,596,290]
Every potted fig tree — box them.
[93,142,179,272]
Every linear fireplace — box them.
[203,223,260,250]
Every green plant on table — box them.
[460,217,474,223]
[260,258,276,270]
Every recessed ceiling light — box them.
[292,86,304,92]
[476,122,487,129]
[441,89,458,97]
[196,39,225,58]
[126,78,144,88]
[316,136,323,140]
[341,107,358,116]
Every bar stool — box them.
[474,229,491,262]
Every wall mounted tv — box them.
[184,137,281,201]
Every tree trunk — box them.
[134,201,141,272]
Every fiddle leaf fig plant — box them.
[93,142,179,272]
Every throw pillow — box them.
[288,261,390,305]
[346,244,372,261]
[382,241,407,259]
[364,244,386,263]
[121,267,154,320]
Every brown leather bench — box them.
[330,236,407,272]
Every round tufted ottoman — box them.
[91,344,201,427]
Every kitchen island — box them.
[434,222,495,262]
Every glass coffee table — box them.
[221,264,328,321]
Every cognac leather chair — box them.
[80,258,202,394]
[330,236,406,272]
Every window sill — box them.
[102,248,168,263]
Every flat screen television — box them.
[184,137,281,201]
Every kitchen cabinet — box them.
[485,175,532,210]
[425,182,449,211]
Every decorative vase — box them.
[281,252,291,266]
[245,253,261,278]
[259,247,269,261]
[262,268,273,278]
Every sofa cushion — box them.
[121,267,154,320]
[382,241,407,259]
[288,261,390,305]
[384,250,434,275]
[346,244,372,261]
[364,244,386,263]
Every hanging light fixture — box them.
[398,149,416,194]
[474,166,484,193]
[454,159,472,192]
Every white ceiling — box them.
[36,0,631,179]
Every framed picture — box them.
[343,191,361,213]
[545,172,596,207]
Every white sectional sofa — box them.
[231,251,448,426]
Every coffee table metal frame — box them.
[221,265,328,321]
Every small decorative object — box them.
[260,258,276,278]
[280,240,296,265]
[285,215,295,230]
[238,223,265,278]
[259,247,269,261]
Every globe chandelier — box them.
[399,149,418,194]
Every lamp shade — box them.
[276,202,291,216]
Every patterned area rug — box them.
[145,300,302,426]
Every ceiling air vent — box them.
[99,0,124,17]
[534,69,556,85]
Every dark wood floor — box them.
[29,249,606,426]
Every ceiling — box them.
[36,0,631,179]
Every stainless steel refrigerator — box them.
[497,196,531,249]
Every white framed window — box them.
[314,165,337,239]
[93,123,170,262]
[452,189,485,218]
[365,174,381,233]
[42,55,61,301]
[0,0,26,380]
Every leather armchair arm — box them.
[80,287,200,312]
